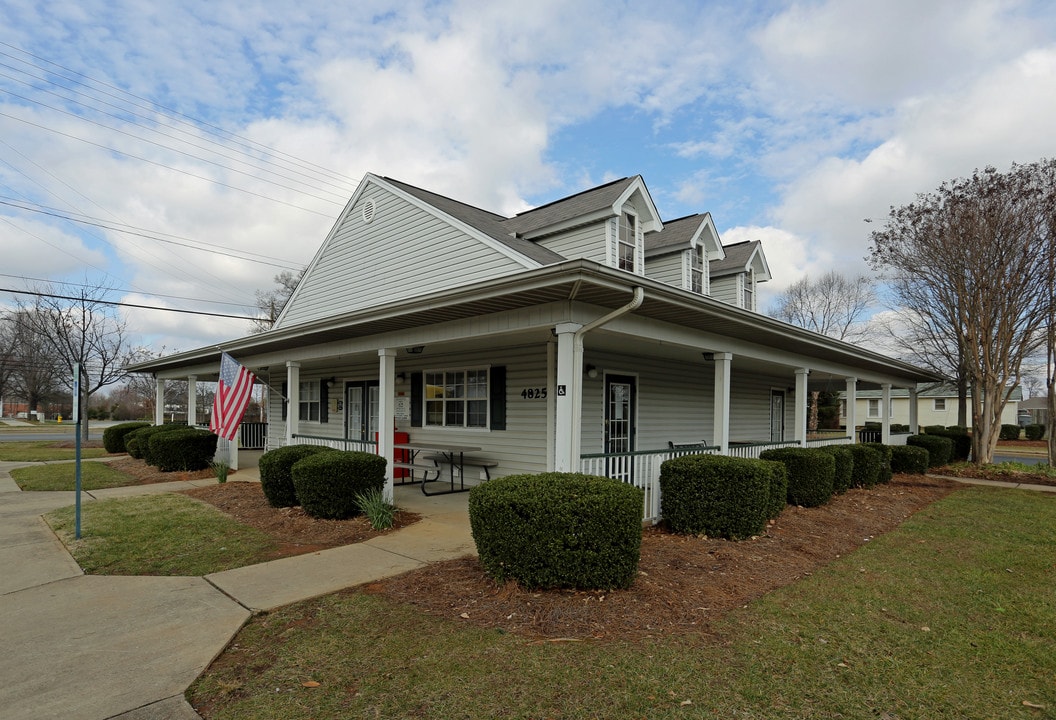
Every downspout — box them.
[569,286,645,465]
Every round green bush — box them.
[148,428,218,471]
[469,473,643,590]
[999,424,1022,441]
[906,434,953,467]
[863,443,893,484]
[818,446,854,494]
[291,450,386,519]
[659,455,775,538]
[891,445,929,474]
[125,424,187,462]
[758,448,835,507]
[258,444,337,507]
[846,444,883,487]
[102,421,150,453]
[1025,424,1046,441]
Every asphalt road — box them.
[0,424,112,442]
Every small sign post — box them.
[73,363,82,540]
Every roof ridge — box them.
[382,176,508,221]
[512,176,634,219]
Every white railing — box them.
[290,434,379,454]
[725,441,800,459]
[805,435,853,448]
[580,444,719,523]
[240,422,268,449]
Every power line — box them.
[1,287,258,320]
[0,273,258,310]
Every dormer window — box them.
[618,211,637,272]
[742,268,755,310]
[689,245,705,294]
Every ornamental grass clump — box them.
[469,472,643,590]
[659,454,777,538]
[258,444,336,508]
[291,450,386,519]
[355,488,396,530]
[758,447,835,507]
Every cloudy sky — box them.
[1,0,1054,355]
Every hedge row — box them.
[758,447,835,507]
[115,423,218,472]
[257,445,386,520]
[907,434,953,467]
[1025,424,1046,441]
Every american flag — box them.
[210,352,256,441]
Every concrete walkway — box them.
[0,462,474,720]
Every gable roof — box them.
[644,212,725,259]
[710,240,772,281]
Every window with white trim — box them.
[618,211,637,272]
[933,398,946,411]
[867,398,880,418]
[689,245,705,294]
[424,369,489,428]
[742,269,755,310]
[299,380,320,422]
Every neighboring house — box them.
[129,173,938,517]
[841,383,1023,429]
[1020,396,1049,427]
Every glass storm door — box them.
[346,381,379,443]
[605,375,637,481]
[770,390,785,442]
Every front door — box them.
[605,374,637,481]
[346,381,380,443]
[770,390,785,442]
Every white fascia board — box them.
[696,213,724,257]
[373,176,540,269]
[613,176,663,233]
[518,207,614,240]
[746,241,773,282]
[272,175,370,327]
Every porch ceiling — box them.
[129,260,938,387]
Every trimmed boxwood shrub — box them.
[920,426,971,462]
[102,421,150,453]
[818,445,854,494]
[906,434,953,468]
[758,448,835,508]
[891,445,929,474]
[148,428,218,471]
[946,425,969,435]
[291,450,386,519]
[469,472,643,590]
[762,460,788,520]
[658,455,775,538]
[845,444,883,487]
[258,444,337,507]
[125,424,187,461]
[1025,423,1046,441]
[923,424,946,434]
[863,443,893,484]
[999,423,1022,441]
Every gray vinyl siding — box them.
[710,274,740,306]
[645,252,684,290]
[728,371,796,442]
[535,222,607,264]
[278,187,528,328]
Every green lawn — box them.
[0,440,110,462]
[11,462,135,491]
[45,494,279,576]
[188,486,1056,719]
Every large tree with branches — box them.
[869,161,1054,465]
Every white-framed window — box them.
[933,398,946,411]
[688,245,705,294]
[742,269,755,310]
[839,399,847,418]
[618,211,637,272]
[867,398,880,418]
[424,368,489,428]
[299,380,320,422]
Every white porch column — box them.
[845,377,857,442]
[553,322,583,472]
[881,383,892,444]
[378,349,396,503]
[285,361,300,446]
[794,368,810,446]
[187,375,197,427]
[712,353,732,454]
[908,386,919,435]
[154,378,165,425]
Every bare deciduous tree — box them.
[869,162,1052,465]
[252,269,304,333]
[769,270,875,343]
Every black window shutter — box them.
[410,372,423,427]
[320,380,329,423]
[281,382,288,421]
[490,365,506,431]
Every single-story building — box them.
[1019,396,1049,427]
[842,383,1023,429]
[129,173,938,520]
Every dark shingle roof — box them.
[645,213,706,256]
[852,383,1024,400]
[503,177,637,236]
[710,240,760,277]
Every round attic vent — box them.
[361,198,377,224]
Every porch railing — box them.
[725,440,800,459]
[240,422,268,449]
[580,444,719,523]
[290,434,379,454]
[804,435,853,448]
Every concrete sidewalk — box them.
[0,461,474,720]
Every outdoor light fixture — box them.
[585,364,599,379]
[396,372,408,382]
[405,346,425,354]
[326,377,336,388]
[701,352,715,362]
